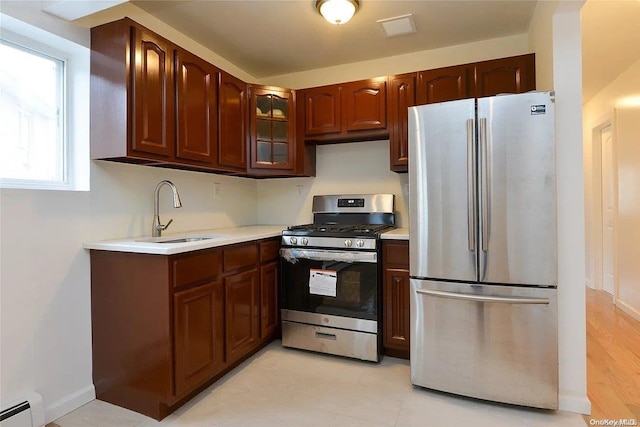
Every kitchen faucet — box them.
[153,180,182,237]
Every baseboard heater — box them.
[0,392,45,427]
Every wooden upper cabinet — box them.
[218,72,248,171]
[473,53,536,98]
[302,78,388,142]
[304,85,341,135]
[417,65,469,104]
[91,18,255,175]
[388,73,416,173]
[343,78,387,132]
[249,86,295,171]
[130,26,174,159]
[175,48,219,165]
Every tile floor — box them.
[49,341,586,427]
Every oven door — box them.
[280,248,379,321]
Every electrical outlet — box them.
[296,185,304,197]
[214,182,221,198]
[403,183,410,196]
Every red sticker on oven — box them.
[309,269,337,297]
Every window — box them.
[0,40,66,184]
[0,14,89,191]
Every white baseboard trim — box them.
[615,299,640,322]
[559,393,591,414]
[44,384,96,423]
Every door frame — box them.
[589,118,618,300]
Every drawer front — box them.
[260,239,280,263]
[224,242,259,273]
[173,250,221,288]
[383,240,409,267]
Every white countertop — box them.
[83,225,287,255]
[381,227,409,240]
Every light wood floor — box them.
[583,287,640,424]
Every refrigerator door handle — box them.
[467,119,476,252]
[416,288,550,305]
[479,117,489,252]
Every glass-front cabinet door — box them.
[250,86,294,171]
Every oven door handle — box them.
[280,248,377,263]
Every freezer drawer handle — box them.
[315,331,337,340]
[416,289,549,304]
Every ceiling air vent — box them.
[377,14,416,38]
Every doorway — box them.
[599,124,615,295]
[591,120,616,297]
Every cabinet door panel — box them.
[175,49,218,164]
[218,72,247,170]
[474,54,536,98]
[131,27,174,158]
[344,79,387,132]
[174,281,224,397]
[260,261,279,339]
[417,65,469,105]
[383,268,410,352]
[250,87,294,170]
[305,86,341,135]
[389,74,416,172]
[225,269,260,362]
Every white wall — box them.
[583,60,640,319]
[614,105,640,321]
[0,189,92,419]
[265,34,530,89]
[528,0,558,91]
[90,162,257,241]
[257,141,409,227]
[551,2,590,414]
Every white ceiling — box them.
[130,0,538,78]
[92,0,639,103]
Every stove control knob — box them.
[344,239,353,248]
[289,237,297,245]
[301,237,309,246]
[356,239,365,248]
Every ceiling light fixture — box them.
[316,0,359,25]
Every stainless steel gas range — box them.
[280,194,396,362]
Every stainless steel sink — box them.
[155,237,214,243]
[135,234,229,244]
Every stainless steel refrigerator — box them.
[408,91,558,409]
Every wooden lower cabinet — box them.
[174,281,224,397]
[382,240,410,359]
[90,237,280,421]
[260,261,279,339]
[225,269,260,363]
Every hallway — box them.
[584,287,640,424]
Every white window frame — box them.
[0,13,89,191]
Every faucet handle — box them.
[155,218,174,233]
[163,219,173,231]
